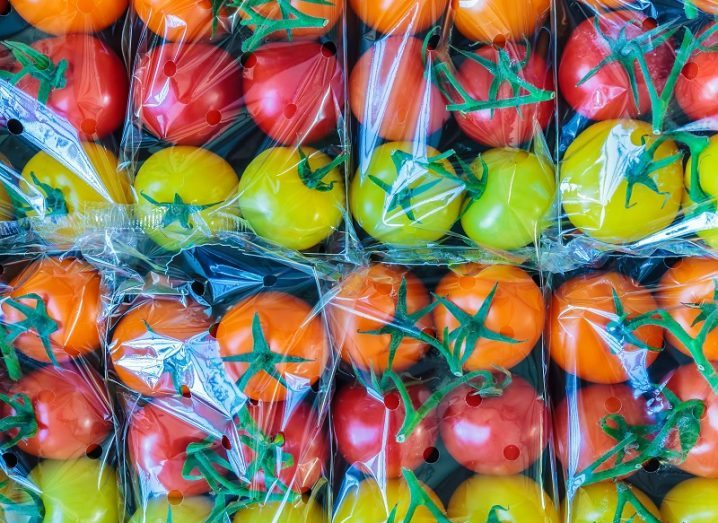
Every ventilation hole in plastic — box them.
[423,447,440,464]
[284,104,297,119]
[2,452,17,468]
[167,490,183,506]
[206,110,221,126]
[310,379,322,393]
[604,397,622,414]
[321,41,337,57]
[7,119,23,135]
[263,274,277,287]
[492,34,507,48]
[642,458,661,473]
[85,444,102,459]
[81,119,97,135]
[241,53,257,68]
[208,323,219,338]
[642,17,657,31]
[221,435,232,450]
[465,391,483,408]
[384,394,400,411]
[503,445,520,461]
[163,61,177,77]
[426,34,440,51]
[0,3,11,16]
[191,280,205,296]
[180,385,192,399]
[682,62,698,80]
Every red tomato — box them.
[350,36,448,142]
[240,401,327,493]
[133,42,243,146]
[554,384,651,478]
[9,0,127,34]
[440,376,547,475]
[452,43,554,147]
[2,364,111,460]
[242,41,344,145]
[676,23,718,123]
[349,0,448,34]
[332,383,439,478]
[11,35,127,138]
[559,11,674,121]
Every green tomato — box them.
[683,134,718,249]
[29,458,121,523]
[134,146,240,251]
[129,497,213,523]
[237,147,345,250]
[350,142,464,247]
[461,148,555,250]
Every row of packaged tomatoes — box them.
[1,251,718,521]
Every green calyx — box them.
[486,506,509,523]
[385,469,450,523]
[0,392,38,451]
[0,41,68,105]
[141,192,222,231]
[611,482,661,523]
[29,173,69,218]
[622,136,680,209]
[297,148,346,192]
[142,320,191,397]
[0,476,44,523]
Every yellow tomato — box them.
[0,153,14,221]
[129,497,213,523]
[563,482,660,522]
[232,497,327,523]
[683,134,718,249]
[661,478,718,523]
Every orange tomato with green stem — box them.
[9,0,127,34]
[349,0,448,34]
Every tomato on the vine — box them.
[332,382,439,478]
[440,376,548,475]
[560,119,683,244]
[350,36,448,142]
[564,482,660,523]
[661,478,718,523]
[452,0,550,43]
[133,0,228,42]
[216,291,328,402]
[129,497,213,523]
[549,272,663,384]
[243,41,343,145]
[676,23,718,122]
[232,498,327,523]
[133,146,240,252]
[9,0,127,34]
[433,264,544,371]
[133,42,243,146]
[327,264,434,373]
[350,142,463,247]
[239,0,344,40]
[349,0,447,34]
[237,146,345,251]
[682,135,718,249]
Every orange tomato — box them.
[3,257,101,363]
[692,0,718,14]
[133,0,227,42]
[350,0,448,34]
[549,272,663,384]
[216,292,328,401]
[658,258,718,360]
[433,264,544,371]
[452,0,550,43]
[109,297,211,396]
[327,264,434,373]
[10,0,128,34]
[239,0,344,39]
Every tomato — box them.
[676,23,718,122]
[237,147,345,251]
[433,264,544,371]
[440,376,547,475]
[233,497,327,523]
[29,458,121,522]
[349,0,447,34]
[333,477,445,522]
[661,478,718,523]
[564,482,660,522]
[692,0,718,14]
[133,0,228,42]
[658,258,718,360]
[453,44,554,148]
[350,142,463,246]
[559,12,674,121]
[2,257,101,363]
[575,0,631,8]
[327,264,433,373]
[460,148,555,250]
[554,384,651,477]
[448,475,559,522]
[133,146,240,252]
[452,0,550,43]
[2,364,111,459]
[0,470,36,522]
[9,0,127,34]
[128,399,230,497]
[239,401,327,493]
[109,297,211,396]
[0,153,13,221]
[216,292,328,402]
[243,41,343,145]
[133,42,243,146]
[350,36,448,142]
[332,383,439,478]
[682,135,718,249]
[560,120,683,244]
[19,143,132,244]
[549,272,663,384]
[129,497,213,523]
[239,0,343,40]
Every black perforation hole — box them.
[2,452,17,468]
[85,444,102,459]
[263,274,277,287]
[208,323,219,338]
[191,281,206,296]
[642,458,661,473]
[320,41,337,57]
[0,2,11,16]
[423,447,440,464]
[7,119,23,135]
[240,53,257,68]
[426,34,440,51]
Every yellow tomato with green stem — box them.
[683,134,718,249]
[563,482,660,522]
[129,497,213,523]
[232,497,327,523]
[661,478,718,523]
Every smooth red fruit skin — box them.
[2,365,111,460]
[133,42,243,146]
[559,11,674,121]
[15,35,128,139]
[332,383,439,478]
[242,41,344,145]
[676,24,718,122]
[440,376,547,475]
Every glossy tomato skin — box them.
[216,292,328,402]
[243,41,343,145]
[350,37,448,142]
[109,297,211,396]
[555,384,651,478]
[452,0,550,43]
[661,478,718,523]
[240,0,344,39]
[692,0,718,14]
[440,376,548,475]
[129,497,213,523]
[10,0,127,34]
[559,11,674,121]
[3,364,111,460]
[327,264,433,373]
[332,383,439,478]
[233,498,327,523]
[3,257,101,363]
[564,482,660,523]
[683,135,718,248]
[676,23,718,122]
[133,43,243,146]
[133,0,228,42]
[13,35,127,138]
[454,44,554,148]
[350,0,447,34]
[433,264,544,371]
[549,272,663,384]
